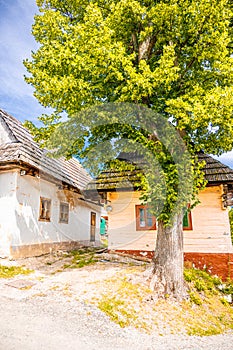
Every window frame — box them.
[39,197,51,222]
[183,205,193,230]
[59,202,69,224]
[135,205,156,231]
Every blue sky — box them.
[0,0,232,168]
[0,0,50,122]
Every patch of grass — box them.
[63,248,98,269]
[98,295,138,328]
[221,279,233,295]
[69,247,100,257]
[184,296,233,336]
[188,291,203,305]
[92,267,233,336]
[184,268,233,299]
[184,268,221,294]
[0,264,33,278]
[94,275,156,331]
[182,268,233,335]
[220,297,230,306]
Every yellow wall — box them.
[107,185,233,253]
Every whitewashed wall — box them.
[0,169,101,257]
[0,171,18,256]
[15,172,101,245]
[107,186,233,253]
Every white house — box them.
[0,109,101,258]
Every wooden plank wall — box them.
[186,186,232,253]
[107,186,233,253]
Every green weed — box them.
[63,248,98,269]
[98,295,138,328]
[188,291,203,305]
[0,264,33,278]
[94,267,233,336]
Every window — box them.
[59,202,69,224]
[135,205,156,231]
[39,197,51,221]
[183,207,193,230]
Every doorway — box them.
[90,212,96,242]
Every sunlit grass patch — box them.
[98,295,138,328]
[183,268,233,335]
[184,268,222,295]
[63,247,99,269]
[92,267,233,336]
[183,296,233,336]
[0,264,33,278]
[95,275,157,332]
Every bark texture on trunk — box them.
[150,213,187,300]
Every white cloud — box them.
[215,151,233,169]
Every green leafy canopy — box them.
[24,0,233,222]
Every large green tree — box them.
[25,0,233,299]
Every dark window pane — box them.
[139,208,146,227]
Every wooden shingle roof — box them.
[198,153,233,184]
[0,109,92,190]
[88,151,233,191]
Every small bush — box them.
[194,280,206,292]
[184,268,222,296]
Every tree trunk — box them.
[150,213,187,300]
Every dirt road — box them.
[0,254,233,350]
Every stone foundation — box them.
[111,250,233,281]
[10,240,101,259]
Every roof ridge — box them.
[88,152,233,190]
[0,108,34,146]
[0,109,92,190]
[198,153,233,172]
[0,109,19,143]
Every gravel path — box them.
[1,293,233,350]
[0,255,232,349]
